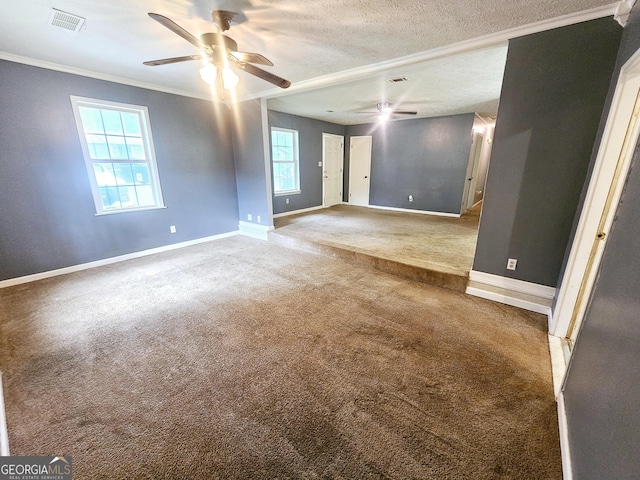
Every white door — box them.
[322,134,344,207]
[462,132,483,212]
[349,136,372,206]
[552,48,640,344]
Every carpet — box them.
[0,235,561,479]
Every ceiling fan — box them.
[143,10,291,92]
[374,102,417,121]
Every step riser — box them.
[269,233,468,293]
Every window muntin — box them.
[271,127,300,195]
[71,96,165,214]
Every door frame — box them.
[322,133,344,208]
[348,136,372,206]
[552,47,640,342]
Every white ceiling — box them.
[0,0,621,125]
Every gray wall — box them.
[0,60,239,281]
[267,111,345,214]
[231,99,272,226]
[345,113,475,214]
[563,5,640,479]
[472,18,622,287]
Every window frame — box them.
[271,127,301,196]
[70,96,166,215]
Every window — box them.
[70,96,165,214]
[271,127,300,195]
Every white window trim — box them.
[70,95,165,215]
[274,190,301,197]
[271,127,300,195]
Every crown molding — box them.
[615,0,637,26]
[0,51,216,101]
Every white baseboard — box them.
[557,391,573,480]
[0,231,239,289]
[466,270,556,316]
[0,372,10,456]
[365,204,461,218]
[238,221,274,240]
[272,205,325,218]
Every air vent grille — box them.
[388,77,408,83]
[49,9,85,32]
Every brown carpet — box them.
[270,205,481,292]
[0,235,561,479]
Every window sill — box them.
[95,205,167,216]
[274,190,301,197]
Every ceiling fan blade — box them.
[148,13,203,50]
[143,55,202,66]
[228,51,273,66]
[393,110,418,115]
[236,63,291,89]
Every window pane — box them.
[99,186,120,210]
[86,134,109,159]
[112,163,134,185]
[135,185,155,206]
[117,185,135,208]
[93,163,117,186]
[101,110,124,135]
[126,137,146,160]
[121,112,141,136]
[131,163,150,184]
[107,135,128,160]
[79,107,104,134]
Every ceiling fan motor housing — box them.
[200,33,238,62]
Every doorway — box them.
[322,134,344,208]
[552,47,640,346]
[462,131,484,213]
[349,136,372,206]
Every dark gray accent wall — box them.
[267,111,345,214]
[231,99,272,225]
[345,113,475,214]
[472,18,622,287]
[0,60,238,282]
[563,5,640,479]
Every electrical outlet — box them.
[247,214,252,221]
[285,198,290,204]
[257,215,261,223]
[408,195,414,202]
[507,258,517,270]
[170,225,176,234]
[318,161,323,167]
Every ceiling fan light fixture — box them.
[199,63,217,86]
[378,102,393,114]
[220,66,239,90]
[199,63,239,90]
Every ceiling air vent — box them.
[388,77,408,83]
[49,9,85,32]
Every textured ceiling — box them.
[0,0,620,124]
[268,44,508,125]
